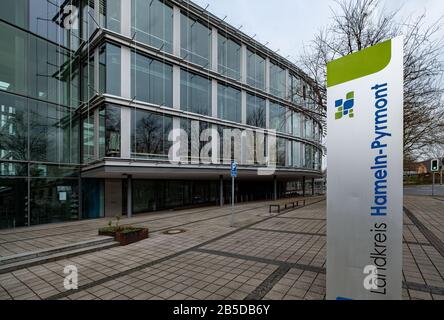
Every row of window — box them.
[98,46,321,139]
[85,106,322,171]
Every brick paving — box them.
[0,195,443,300]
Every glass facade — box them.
[0,0,323,229]
[181,14,211,68]
[131,0,173,53]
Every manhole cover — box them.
[163,229,186,235]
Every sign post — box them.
[431,159,439,196]
[230,161,238,227]
[326,37,404,300]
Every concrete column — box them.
[121,107,131,159]
[127,175,133,218]
[94,0,100,28]
[93,108,100,160]
[265,57,270,94]
[173,65,181,110]
[241,91,247,124]
[265,99,270,129]
[173,6,181,56]
[241,44,247,83]
[285,69,290,101]
[121,0,131,37]
[273,175,277,201]
[121,46,131,99]
[212,80,218,118]
[211,28,218,72]
[94,47,99,94]
[219,175,224,206]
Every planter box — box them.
[98,230,116,237]
[115,228,149,246]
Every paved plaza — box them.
[0,195,443,300]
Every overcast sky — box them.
[192,0,444,64]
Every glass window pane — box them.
[105,105,121,157]
[131,52,173,107]
[0,178,28,229]
[246,94,265,128]
[181,14,211,68]
[218,34,241,80]
[269,102,286,133]
[106,0,121,33]
[0,92,28,161]
[217,84,241,123]
[247,50,265,90]
[270,62,286,98]
[180,70,211,116]
[131,0,173,53]
[131,109,172,160]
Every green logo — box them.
[335,91,355,120]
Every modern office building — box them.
[0,0,323,229]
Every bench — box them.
[269,198,307,214]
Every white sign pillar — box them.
[326,37,404,300]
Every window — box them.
[181,14,211,68]
[277,138,286,167]
[0,92,28,161]
[131,52,173,107]
[99,43,121,96]
[269,102,286,133]
[292,141,301,168]
[218,34,241,80]
[270,62,286,98]
[82,114,95,163]
[0,0,27,29]
[292,112,301,137]
[131,109,172,160]
[247,50,265,90]
[99,105,121,158]
[289,73,304,105]
[29,100,72,163]
[218,84,241,123]
[81,55,95,103]
[105,0,121,33]
[246,94,265,128]
[131,0,173,53]
[181,70,211,116]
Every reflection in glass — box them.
[131,109,172,160]
[246,94,266,128]
[30,178,79,225]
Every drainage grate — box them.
[163,229,187,235]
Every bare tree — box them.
[299,0,444,159]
